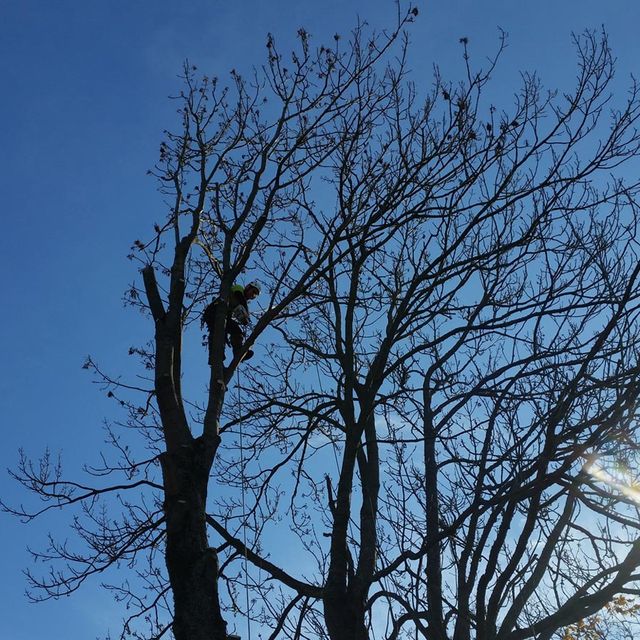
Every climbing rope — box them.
[236,368,252,640]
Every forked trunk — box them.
[324,584,368,640]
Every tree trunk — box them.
[162,440,227,640]
[324,427,370,640]
[144,261,229,639]
[423,384,446,640]
[323,584,368,640]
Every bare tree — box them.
[213,28,640,640]
[5,9,640,640]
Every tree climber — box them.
[203,281,261,365]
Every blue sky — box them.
[1,1,639,638]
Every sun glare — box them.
[585,458,640,504]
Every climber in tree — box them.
[203,281,261,364]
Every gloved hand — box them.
[231,305,250,325]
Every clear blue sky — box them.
[1,1,639,638]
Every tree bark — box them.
[162,440,227,640]
[323,584,368,640]
[323,428,370,640]
[144,261,228,640]
[423,383,446,640]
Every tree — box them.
[5,7,640,640]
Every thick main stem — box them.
[423,383,446,640]
[144,255,228,640]
[324,426,369,640]
[162,440,226,640]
